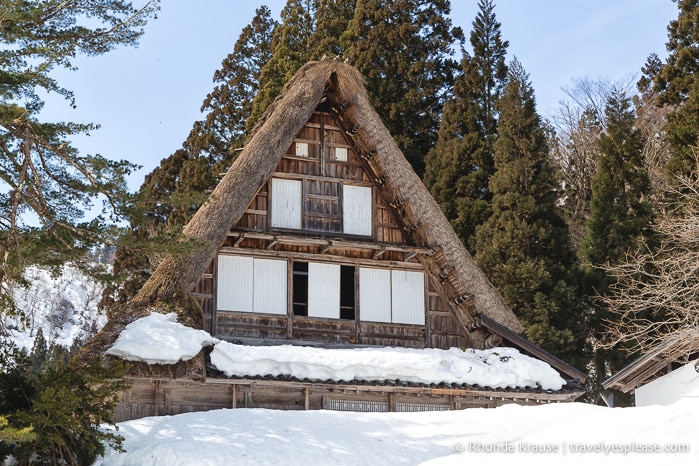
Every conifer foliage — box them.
[580,90,655,381]
[0,340,129,465]
[0,0,160,316]
[475,60,588,367]
[102,7,276,308]
[654,0,699,178]
[348,0,463,176]
[424,0,508,250]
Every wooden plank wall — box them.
[114,377,584,422]
[190,108,472,349]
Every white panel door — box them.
[271,178,302,229]
[343,184,372,236]
[359,267,392,323]
[391,270,425,325]
[253,258,287,315]
[308,262,340,319]
[217,255,253,312]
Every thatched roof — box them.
[184,59,523,335]
[80,60,531,374]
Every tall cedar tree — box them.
[475,60,588,368]
[346,0,463,176]
[247,0,317,131]
[0,0,159,317]
[579,90,654,380]
[424,0,508,250]
[248,0,357,131]
[655,0,699,178]
[102,7,275,310]
[309,0,356,58]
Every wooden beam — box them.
[232,384,237,409]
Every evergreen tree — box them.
[103,8,275,309]
[247,0,317,131]
[0,0,159,315]
[580,91,654,271]
[424,0,508,250]
[186,6,277,164]
[579,90,655,383]
[475,60,588,367]
[0,340,128,465]
[655,0,698,178]
[309,0,356,58]
[346,0,463,176]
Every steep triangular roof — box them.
[81,59,587,384]
[182,59,522,339]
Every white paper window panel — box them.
[295,142,309,157]
[217,255,253,312]
[335,147,348,161]
[359,268,392,323]
[343,184,372,236]
[391,270,425,325]
[271,178,302,229]
[308,262,340,319]
[253,258,287,315]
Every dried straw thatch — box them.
[78,60,525,375]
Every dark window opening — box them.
[340,265,356,320]
[292,262,308,316]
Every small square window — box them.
[335,147,348,161]
[295,142,309,157]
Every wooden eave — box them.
[602,330,699,392]
[225,231,432,260]
[115,376,586,421]
[480,315,588,384]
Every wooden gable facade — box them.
[194,105,468,350]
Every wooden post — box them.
[154,380,160,417]
[449,394,455,411]
[232,384,237,409]
[304,387,310,410]
[388,392,396,412]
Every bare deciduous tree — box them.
[601,153,699,358]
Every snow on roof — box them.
[106,312,219,364]
[211,341,565,390]
[106,313,565,390]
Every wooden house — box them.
[602,330,699,406]
[106,60,587,420]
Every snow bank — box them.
[96,399,699,466]
[106,312,218,364]
[210,342,565,390]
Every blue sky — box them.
[43,0,678,190]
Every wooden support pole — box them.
[232,384,237,409]
[154,380,160,417]
[388,392,396,412]
[304,387,310,411]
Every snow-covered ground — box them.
[95,312,698,465]
[4,264,107,350]
[96,398,698,466]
